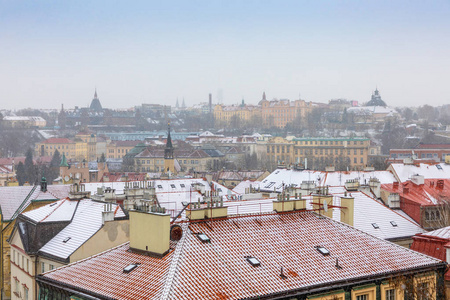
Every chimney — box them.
[186,199,227,220]
[209,93,212,113]
[403,187,409,194]
[411,174,424,186]
[340,196,354,227]
[312,195,333,218]
[129,208,170,257]
[102,203,115,224]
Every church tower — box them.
[164,123,175,174]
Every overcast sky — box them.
[1,0,449,110]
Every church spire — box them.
[164,122,173,159]
[262,91,266,100]
[94,88,98,99]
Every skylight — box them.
[316,246,330,256]
[63,237,71,243]
[390,221,398,227]
[180,184,185,188]
[170,184,176,188]
[157,185,163,189]
[123,263,139,273]
[197,233,210,243]
[372,223,379,229]
[436,165,443,170]
[246,256,261,267]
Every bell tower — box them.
[164,123,175,174]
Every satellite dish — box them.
[323,200,328,212]
[64,176,69,182]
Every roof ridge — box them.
[10,185,38,221]
[160,224,189,300]
[39,198,70,223]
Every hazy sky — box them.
[1,0,450,110]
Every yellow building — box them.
[106,140,140,159]
[9,196,129,300]
[262,136,294,167]
[34,138,76,160]
[260,97,314,128]
[213,103,261,127]
[292,137,370,170]
[0,183,70,299]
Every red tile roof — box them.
[39,211,442,299]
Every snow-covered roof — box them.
[219,187,424,241]
[37,199,126,260]
[232,180,262,194]
[389,163,450,183]
[260,169,395,192]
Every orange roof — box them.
[38,211,443,299]
[382,178,450,206]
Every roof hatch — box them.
[123,263,140,273]
[246,256,261,267]
[197,233,210,243]
[316,246,330,256]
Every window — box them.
[41,262,45,273]
[417,282,429,300]
[180,184,185,188]
[170,184,176,188]
[24,286,29,300]
[15,278,19,294]
[316,246,330,256]
[49,264,55,270]
[356,295,367,300]
[354,157,357,163]
[246,256,261,267]
[26,259,29,272]
[197,233,210,243]
[390,221,397,227]
[385,289,395,300]
[372,223,379,229]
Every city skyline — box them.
[1,0,450,109]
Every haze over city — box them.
[1,0,450,109]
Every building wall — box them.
[2,199,55,299]
[260,99,313,128]
[34,142,76,160]
[213,105,261,127]
[70,219,129,263]
[292,138,370,170]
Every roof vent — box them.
[245,256,261,267]
[123,263,140,273]
[197,233,210,243]
[63,237,71,243]
[335,258,342,269]
[316,246,330,256]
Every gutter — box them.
[36,275,114,300]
